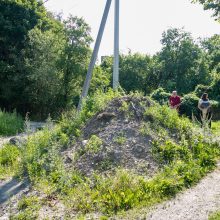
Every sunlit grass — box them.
[0,110,24,136]
[212,121,220,136]
[209,210,220,220]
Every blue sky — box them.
[45,0,220,60]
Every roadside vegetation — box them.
[0,110,23,136]
[0,0,219,218]
[212,121,220,136]
[0,90,218,218]
[209,211,220,220]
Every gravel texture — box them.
[145,162,220,220]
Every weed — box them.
[209,211,220,220]
[10,196,41,220]
[0,144,20,179]
[0,109,23,136]
[78,135,103,156]
[114,133,126,145]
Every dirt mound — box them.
[63,96,159,176]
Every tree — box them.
[58,16,93,108]
[23,16,94,118]
[157,28,210,94]
[23,28,65,118]
[0,0,61,113]
[192,0,220,21]
[101,53,153,94]
[201,34,220,73]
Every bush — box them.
[194,84,212,98]
[211,77,220,101]
[209,211,220,220]
[0,110,23,136]
[0,144,21,179]
[144,104,193,138]
[150,88,170,105]
[180,93,199,117]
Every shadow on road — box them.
[0,178,29,205]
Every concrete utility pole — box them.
[77,0,112,111]
[113,0,120,89]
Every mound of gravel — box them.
[63,96,159,177]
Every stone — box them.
[82,140,88,146]
[9,137,26,147]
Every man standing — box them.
[169,91,181,111]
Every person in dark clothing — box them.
[198,93,212,128]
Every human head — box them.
[201,93,208,101]
[172,91,177,97]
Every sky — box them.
[45,0,220,60]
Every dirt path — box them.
[146,162,220,220]
[0,178,30,220]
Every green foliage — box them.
[152,141,191,164]
[144,104,193,138]
[212,121,220,135]
[150,88,170,105]
[11,196,41,220]
[209,211,220,220]
[20,126,67,183]
[114,134,127,145]
[158,28,210,94]
[119,53,151,93]
[0,0,60,117]
[193,0,220,21]
[180,93,200,117]
[194,84,212,97]
[0,144,20,179]
[0,110,23,136]
[78,135,103,156]
[6,93,220,216]
[60,89,122,137]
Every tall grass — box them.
[0,144,21,179]
[212,121,220,136]
[0,110,24,136]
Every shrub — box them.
[60,89,122,137]
[152,141,191,164]
[194,84,212,98]
[78,135,103,156]
[209,211,220,220]
[150,88,170,105]
[180,93,199,117]
[144,104,193,138]
[0,144,21,179]
[0,110,23,136]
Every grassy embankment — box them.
[0,90,219,219]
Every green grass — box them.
[0,144,21,179]
[209,211,220,220]
[10,196,41,220]
[1,92,220,217]
[212,121,220,136]
[0,110,24,136]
